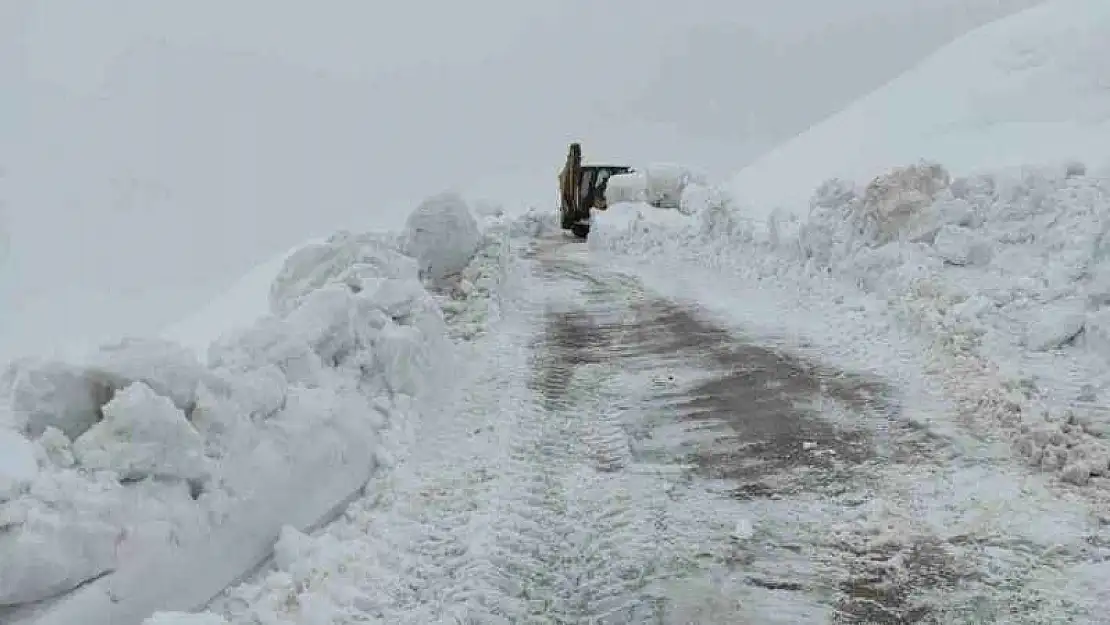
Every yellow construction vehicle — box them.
[558,142,634,238]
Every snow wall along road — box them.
[0,192,511,625]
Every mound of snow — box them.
[590,202,701,257]
[604,164,707,213]
[269,231,410,317]
[508,205,559,238]
[72,382,208,483]
[5,360,113,439]
[594,158,1110,489]
[829,164,1110,485]
[0,429,38,502]
[0,192,511,618]
[401,192,481,284]
[729,0,1110,224]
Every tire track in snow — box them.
[468,262,664,623]
[531,239,1098,625]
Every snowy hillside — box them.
[729,0,1110,224]
[593,0,1110,490]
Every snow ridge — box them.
[590,161,1110,494]
[0,197,510,623]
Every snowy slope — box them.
[729,0,1110,224]
[592,0,1110,491]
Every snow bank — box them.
[0,193,512,622]
[592,159,1110,488]
[794,163,1110,482]
[604,164,706,213]
[728,0,1110,224]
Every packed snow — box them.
[591,0,1110,493]
[0,193,510,621]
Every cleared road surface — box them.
[196,235,1110,624]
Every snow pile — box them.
[0,193,505,615]
[401,191,481,285]
[508,204,560,238]
[604,164,707,213]
[795,162,1110,483]
[589,201,703,258]
[591,160,1110,487]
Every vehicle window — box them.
[596,170,611,189]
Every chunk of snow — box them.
[605,165,707,212]
[38,426,76,468]
[1025,299,1087,352]
[0,511,119,606]
[83,337,213,414]
[402,192,481,284]
[605,172,648,206]
[932,224,992,266]
[589,202,696,255]
[72,381,209,483]
[269,230,414,317]
[0,428,38,501]
[641,163,706,210]
[509,206,559,238]
[678,182,729,217]
[731,518,755,541]
[6,359,112,439]
[206,316,323,387]
[1080,309,1110,360]
[859,162,952,244]
[1085,264,1110,308]
[951,295,994,323]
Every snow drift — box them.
[591,0,1110,490]
[0,193,510,623]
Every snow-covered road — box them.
[170,232,1110,625]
